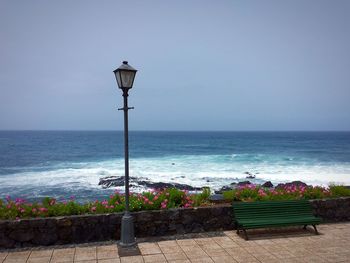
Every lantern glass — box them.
[115,71,122,88]
[114,61,137,89]
[120,70,136,89]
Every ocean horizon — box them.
[0,130,349,202]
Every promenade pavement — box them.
[1,222,349,263]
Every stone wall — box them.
[1,198,349,249]
[311,197,350,222]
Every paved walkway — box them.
[1,223,349,263]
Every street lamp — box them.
[113,61,137,247]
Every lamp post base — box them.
[119,213,136,247]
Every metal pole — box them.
[120,88,135,247]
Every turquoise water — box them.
[0,131,349,202]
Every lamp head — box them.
[113,61,137,90]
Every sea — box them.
[0,131,349,202]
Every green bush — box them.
[222,183,350,202]
[0,188,211,220]
[329,185,350,197]
[191,187,211,206]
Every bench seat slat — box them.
[236,214,317,220]
[238,217,321,225]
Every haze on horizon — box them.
[0,0,349,131]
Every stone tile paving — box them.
[1,222,349,262]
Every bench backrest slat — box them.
[232,200,315,219]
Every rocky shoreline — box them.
[99,176,203,191]
[99,175,313,194]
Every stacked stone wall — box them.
[1,198,349,248]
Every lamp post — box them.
[113,61,137,247]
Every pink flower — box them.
[91,206,96,212]
[154,196,159,201]
[109,205,114,209]
[102,200,108,205]
[258,189,267,197]
[32,208,37,213]
[15,198,24,204]
[39,207,48,212]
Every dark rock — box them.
[275,181,308,189]
[32,228,58,245]
[9,228,34,242]
[262,181,274,188]
[209,194,224,201]
[137,180,202,191]
[0,233,15,248]
[99,176,201,191]
[244,172,256,178]
[99,176,129,188]
[191,223,204,233]
[57,218,72,227]
[237,181,251,186]
[215,185,232,194]
[28,218,46,228]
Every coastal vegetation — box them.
[222,184,350,201]
[0,188,211,220]
[0,185,349,220]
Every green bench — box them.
[232,200,322,240]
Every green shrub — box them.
[222,184,339,202]
[329,185,350,197]
[0,188,211,220]
[191,187,211,206]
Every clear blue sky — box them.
[0,0,349,131]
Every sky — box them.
[0,0,349,131]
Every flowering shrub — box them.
[222,184,350,202]
[0,188,211,220]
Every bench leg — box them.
[243,229,249,240]
[303,225,307,230]
[312,225,319,235]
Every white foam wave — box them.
[1,155,350,200]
